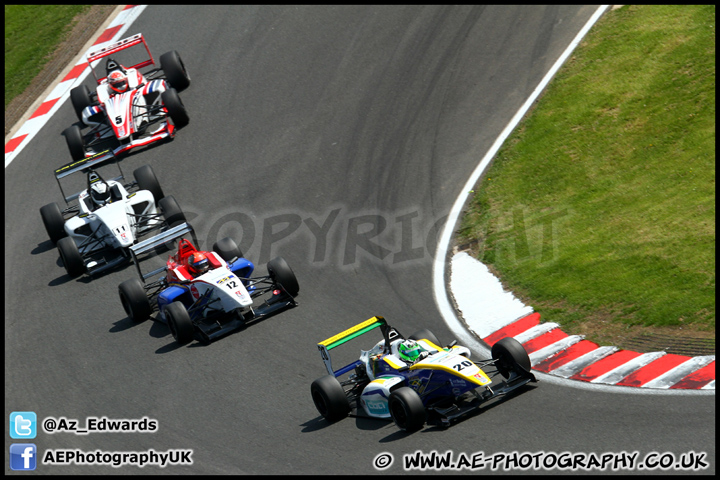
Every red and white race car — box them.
[119,234,300,345]
[63,33,191,161]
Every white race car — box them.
[63,33,190,161]
[39,151,191,277]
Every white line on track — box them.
[431,5,714,396]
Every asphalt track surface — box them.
[5,5,715,474]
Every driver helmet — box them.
[90,181,111,207]
[188,252,210,275]
[398,339,423,364]
[108,70,129,93]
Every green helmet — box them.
[398,339,422,363]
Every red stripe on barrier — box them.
[482,312,541,346]
[670,361,716,389]
[29,98,60,119]
[123,5,138,10]
[93,25,122,45]
[569,350,644,382]
[616,354,690,387]
[533,340,600,373]
[522,328,568,354]
[5,134,28,154]
[62,63,89,82]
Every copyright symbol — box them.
[373,452,393,470]
[43,418,56,433]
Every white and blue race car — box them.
[311,316,537,431]
[118,233,299,345]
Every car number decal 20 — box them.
[452,360,473,372]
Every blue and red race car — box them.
[118,231,299,345]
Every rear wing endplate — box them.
[129,222,197,282]
[317,316,389,377]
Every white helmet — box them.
[108,70,128,93]
[90,181,111,207]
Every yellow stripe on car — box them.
[318,316,386,350]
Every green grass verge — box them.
[5,4,92,108]
[457,5,715,345]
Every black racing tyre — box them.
[492,337,532,379]
[213,237,243,263]
[161,88,189,128]
[63,125,86,161]
[267,256,299,297]
[40,202,67,244]
[57,236,85,277]
[70,85,93,122]
[118,278,152,322]
[409,329,441,348]
[310,375,350,422]
[389,387,426,432]
[133,164,165,203]
[159,195,186,228]
[159,50,190,92]
[165,301,194,344]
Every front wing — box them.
[426,369,536,427]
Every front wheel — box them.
[118,278,152,322]
[161,88,189,128]
[492,337,532,379]
[389,387,426,432]
[57,237,85,277]
[165,301,194,344]
[310,375,350,422]
[267,256,299,297]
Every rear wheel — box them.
[213,237,243,263]
[63,125,86,161]
[409,329,441,348]
[165,301,194,344]
[267,256,299,297]
[161,88,189,128]
[133,165,165,203]
[310,375,350,422]
[159,195,186,227]
[160,50,190,92]
[40,202,66,244]
[389,387,426,432]
[118,278,152,322]
[57,237,85,277]
[70,85,92,122]
[492,337,532,379]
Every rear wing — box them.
[86,33,156,83]
[129,222,197,282]
[54,149,122,203]
[317,316,402,377]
